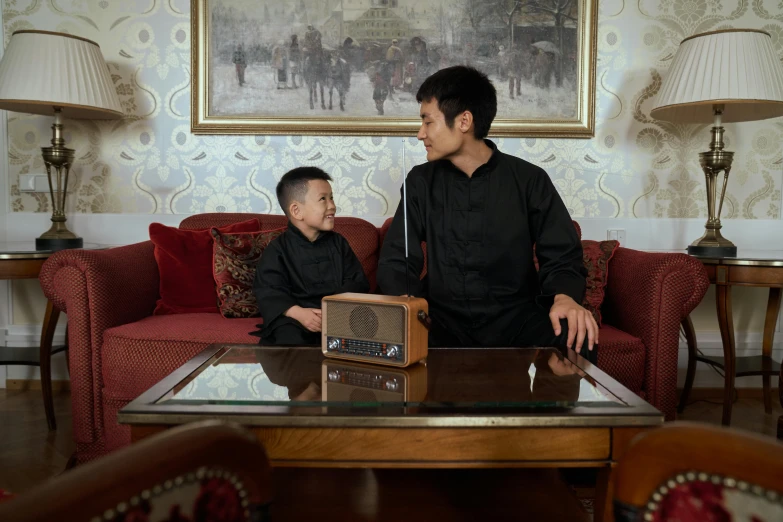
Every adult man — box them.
[377,66,598,362]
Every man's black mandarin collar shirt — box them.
[377,140,585,340]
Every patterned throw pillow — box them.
[150,218,261,315]
[581,239,620,327]
[211,228,285,318]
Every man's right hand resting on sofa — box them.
[285,306,322,332]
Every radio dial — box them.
[327,338,340,351]
[387,345,399,358]
[384,379,400,392]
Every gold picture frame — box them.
[191,0,597,137]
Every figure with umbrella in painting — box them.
[532,41,559,89]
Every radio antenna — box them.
[402,143,411,298]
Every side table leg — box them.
[762,287,781,415]
[779,356,783,440]
[678,316,698,414]
[716,285,736,426]
[40,299,61,431]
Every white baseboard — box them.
[2,324,69,383]
[677,332,782,388]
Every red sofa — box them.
[39,213,709,464]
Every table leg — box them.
[716,284,735,426]
[678,316,698,414]
[40,299,61,431]
[762,287,781,414]
[594,465,614,522]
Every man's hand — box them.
[285,306,322,332]
[549,294,598,353]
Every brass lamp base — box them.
[690,105,738,259]
[688,244,737,257]
[36,236,83,251]
[35,106,83,252]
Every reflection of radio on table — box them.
[322,359,428,407]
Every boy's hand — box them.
[285,306,322,332]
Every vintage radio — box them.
[322,359,428,404]
[321,293,429,367]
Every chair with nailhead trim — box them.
[0,420,273,522]
[613,422,783,522]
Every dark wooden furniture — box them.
[0,242,105,430]
[118,343,664,522]
[613,422,783,521]
[0,243,67,431]
[678,251,783,426]
[0,420,274,522]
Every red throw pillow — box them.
[581,239,619,326]
[212,228,286,318]
[149,218,261,315]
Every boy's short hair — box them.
[416,65,497,139]
[276,166,333,217]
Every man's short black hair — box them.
[276,166,332,216]
[416,66,497,139]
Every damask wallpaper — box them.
[2,0,782,221]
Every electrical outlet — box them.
[607,229,626,244]
[19,174,57,193]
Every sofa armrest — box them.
[603,247,709,420]
[39,241,160,445]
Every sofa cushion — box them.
[581,239,620,327]
[595,324,645,395]
[211,227,286,318]
[150,219,261,315]
[102,314,260,401]
[181,214,380,292]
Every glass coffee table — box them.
[119,344,662,522]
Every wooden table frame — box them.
[678,255,783,426]
[120,344,663,522]
[0,254,67,431]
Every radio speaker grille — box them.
[326,301,405,343]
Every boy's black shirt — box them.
[253,222,370,339]
[377,139,586,345]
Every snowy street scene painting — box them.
[193,0,597,136]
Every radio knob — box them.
[327,338,340,351]
[387,345,399,358]
[327,370,341,382]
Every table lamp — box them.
[651,29,783,257]
[0,30,123,250]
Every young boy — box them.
[377,65,598,363]
[252,167,370,346]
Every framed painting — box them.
[191,0,597,137]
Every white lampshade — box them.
[0,30,122,119]
[651,29,783,124]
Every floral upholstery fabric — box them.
[651,480,783,522]
[581,240,620,327]
[109,471,250,522]
[211,228,285,318]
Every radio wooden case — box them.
[321,293,428,367]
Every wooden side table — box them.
[0,242,104,430]
[678,251,783,426]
